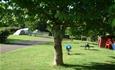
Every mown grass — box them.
[6,35,39,43]
[0,35,115,70]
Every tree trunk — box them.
[53,25,64,65]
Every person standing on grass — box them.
[84,42,90,49]
[98,36,102,48]
[65,44,72,55]
[112,41,115,50]
[105,38,112,49]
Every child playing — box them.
[65,44,72,55]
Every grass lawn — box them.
[0,35,115,70]
[5,35,40,43]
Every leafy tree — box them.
[2,0,114,65]
[0,0,27,28]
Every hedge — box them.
[0,27,19,43]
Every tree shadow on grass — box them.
[88,48,100,51]
[109,56,115,59]
[62,64,77,67]
[81,47,99,51]
[71,53,85,55]
[5,39,53,46]
[87,62,115,70]
[62,62,115,70]
[89,42,98,45]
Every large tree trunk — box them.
[53,25,64,65]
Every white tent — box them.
[13,28,30,35]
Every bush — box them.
[0,27,19,43]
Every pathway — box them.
[0,37,53,53]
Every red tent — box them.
[98,35,115,49]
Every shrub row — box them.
[0,27,19,43]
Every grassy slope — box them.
[0,36,115,70]
[8,35,39,40]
